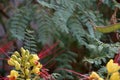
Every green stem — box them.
[106,73,110,80]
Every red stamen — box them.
[44,49,64,66]
[56,68,89,79]
[0,48,10,58]
[38,42,59,59]
[0,58,9,60]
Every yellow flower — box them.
[29,54,39,64]
[89,72,104,80]
[32,62,42,74]
[7,70,19,80]
[32,67,40,74]
[110,72,120,80]
[32,54,39,61]
[106,59,120,73]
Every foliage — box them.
[0,0,120,80]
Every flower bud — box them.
[11,55,18,60]
[25,50,30,56]
[14,61,21,70]
[8,58,15,66]
[14,51,20,57]
[21,47,26,57]
[17,58,21,63]
[28,55,33,60]
[23,55,28,61]
[25,69,29,75]
[25,62,30,68]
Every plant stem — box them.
[106,73,110,80]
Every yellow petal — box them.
[89,72,104,80]
[25,69,29,75]
[110,72,120,80]
[90,72,100,79]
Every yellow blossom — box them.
[106,59,120,73]
[110,72,120,80]
[31,54,39,61]
[32,67,40,74]
[7,70,19,80]
[89,72,104,80]
[29,54,39,64]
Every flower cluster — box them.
[7,47,42,80]
[89,59,120,80]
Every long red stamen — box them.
[38,42,59,59]
[44,49,64,66]
[0,58,9,60]
[0,48,10,58]
[56,68,89,79]
[0,41,14,58]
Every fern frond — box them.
[55,51,77,79]
[67,15,87,45]
[52,10,70,33]
[74,0,104,38]
[37,0,75,33]
[37,0,74,11]
[8,6,36,40]
[35,10,56,45]
[23,27,37,53]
